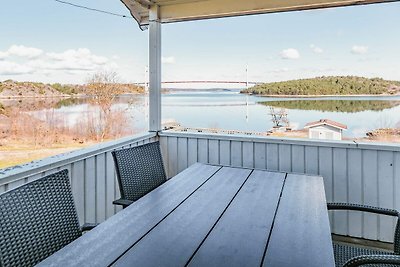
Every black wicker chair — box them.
[0,169,96,267]
[112,141,167,208]
[328,202,400,267]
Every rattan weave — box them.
[0,169,82,267]
[112,141,166,205]
[343,254,400,267]
[334,243,395,267]
[328,202,400,267]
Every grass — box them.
[0,157,39,169]
[0,142,91,169]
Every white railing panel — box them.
[243,142,254,168]
[347,149,363,238]
[378,151,395,241]
[219,140,230,166]
[363,149,379,240]
[198,139,208,164]
[177,137,188,173]
[208,139,219,165]
[0,132,157,225]
[71,160,85,224]
[266,143,279,171]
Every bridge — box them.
[136,80,263,86]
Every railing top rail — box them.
[0,132,157,185]
[159,131,400,152]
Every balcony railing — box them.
[1,130,399,244]
[0,132,157,225]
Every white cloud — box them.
[27,48,113,72]
[7,45,43,58]
[0,51,7,60]
[29,59,84,71]
[0,46,118,78]
[0,61,34,75]
[27,59,95,71]
[47,48,108,65]
[66,70,87,75]
[351,45,368,55]
[280,48,300,60]
[310,44,323,54]
[162,56,175,64]
[0,45,43,59]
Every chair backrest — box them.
[112,141,167,202]
[0,169,82,267]
[395,218,400,254]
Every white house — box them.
[304,119,347,140]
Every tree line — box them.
[241,76,400,95]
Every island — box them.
[241,76,400,96]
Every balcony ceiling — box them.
[120,0,397,29]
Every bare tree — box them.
[86,71,122,112]
[85,71,127,141]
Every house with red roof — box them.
[304,119,347,140]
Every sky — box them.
[0,0,399,87]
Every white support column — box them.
[148,5,162,132]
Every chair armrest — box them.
[343,254,400,267]
[327,203,399,217]
[81,223,98,232]
[113,198,134,208]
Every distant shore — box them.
[0,92,145,100]
[2,91,400,100]
[0,95,72,99]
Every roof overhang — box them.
[304,120,348,130]
[120,0,399,30]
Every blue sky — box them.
[0,0,399,87]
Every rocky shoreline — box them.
[0,80,144,98]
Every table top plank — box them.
[37,163,221,267]
[188,170,286,267]
[112,166,252,267]
[262,174,335,267]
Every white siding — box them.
[0,132,157,225]
[308,125,342,140]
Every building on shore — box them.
[304,119,347,140]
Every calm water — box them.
[17,90,400,138]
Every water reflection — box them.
[1,92,400,138]
[261,100,400,113]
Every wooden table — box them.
[38,163,334,267]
